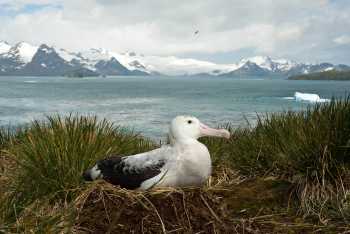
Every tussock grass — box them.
[0,128,11,150]
[202,97,350,222]
[1,98,350,233]
[0,115,156,228]
[8,115,155,197]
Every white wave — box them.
[0,97,162,108]
[282,97,295,100]
[24,80,38,83]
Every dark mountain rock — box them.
[3,44,97,76]
[95,57,148,76]
[18,44,73,76]
[220,61,270,77]
[95,57,132,75]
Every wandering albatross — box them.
[83,116,230,190]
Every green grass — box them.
[202,97,350,221]
[9,115,154,196]
[1,98,350,232]
[0,127,12,150]
[289,70,350,80]
[0,115,156,230]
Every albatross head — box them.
[169,116,230,143]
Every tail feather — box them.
[83,165,101,181]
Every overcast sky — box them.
[0,0,349,64]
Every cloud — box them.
[333,35,350,45]
[0,0,349,64]
[0,0,61,11]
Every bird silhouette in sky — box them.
[194,30,199,35]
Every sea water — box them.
[0,75,349,140]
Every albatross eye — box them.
[187,120,192,124]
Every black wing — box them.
[97,155,165,190]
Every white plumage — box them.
[83,115,230,190]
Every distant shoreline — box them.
[288,70,350,81]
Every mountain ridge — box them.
[0,41,349,77]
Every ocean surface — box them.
[0,75,349,140]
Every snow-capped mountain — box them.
[221,61,269,76]
[237,56,298,73]
[220,56,349,77]
[114,53,349,77]
[0,41,349,77]
[19,44,97,76]
[3,42,38,64]
[0,41,11,54]
[55,47,149,76]
[0,42,148,76]
[0,42,39,73]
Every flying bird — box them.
[194,30,199,35]
[83,116,230,190]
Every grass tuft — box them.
[203,97,350,221]
[1,115,156,225]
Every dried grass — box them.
[72,168,291,233]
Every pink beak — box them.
[199,123,231,139]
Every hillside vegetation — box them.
[1,99,350,233]
[289,70,350,80]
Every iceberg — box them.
[294,92,330,103]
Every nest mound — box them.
[74,178,291,233]
[0,155,15,196]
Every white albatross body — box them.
[131,140,212,190]
[83,116,230,190]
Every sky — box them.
[0,0,349,64]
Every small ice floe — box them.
[284,92,330,103]
[294,92,330,103]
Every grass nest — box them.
[74,174,291,234]
[73,174,349,234]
